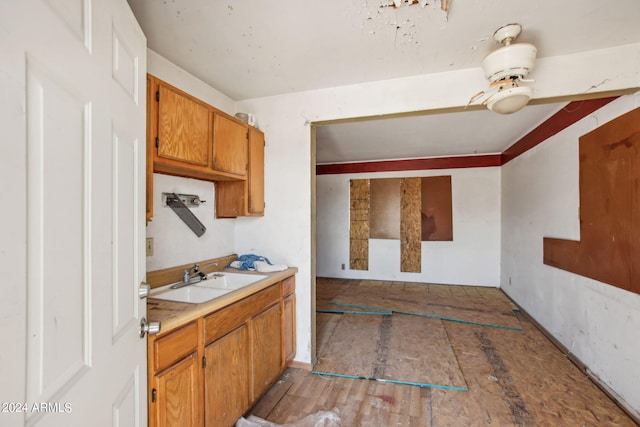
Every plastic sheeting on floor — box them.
[236,409,341,427]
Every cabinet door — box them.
[251,303,282,402]
[247,127,265,215]
[282,293,296,366]
[151,353,201,427]
[213,113,248,176]
[214,179,244,218]
[157,83,211,167]
[214,127,264,218]
[204,325,250,427]
[149,322,200,427]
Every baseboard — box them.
[288,360,312,371]
[515,304,640,425]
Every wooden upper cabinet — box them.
[215,127,265,218]
[157,82,211,167]
[212,113,248,176]
[146,74,266,221]
[147,74,248,184]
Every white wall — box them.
[235,43,640,366]
[316,168,501,286]
[501,93,640,416]
[146,174,235,271]
[148,50,235,114]
[146,50,238,270]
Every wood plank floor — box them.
[247,278,637,426]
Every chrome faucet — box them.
[170,262,218,289]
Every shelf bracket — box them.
[165,192,207,237]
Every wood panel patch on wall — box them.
[422,175,453,241]
[401,178,422,272]
[349,179,369,270]
[349,176,453,273]
[370,178,401,239]
[543,106,640,295]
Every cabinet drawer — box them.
[281,276,295,297]
[153,321,198,373]
[204,285,280,344]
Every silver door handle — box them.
[139,282,151,299]
[139,317,161,338]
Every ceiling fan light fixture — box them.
[475,23,537,114]
[482,43,537,82]
[485,85,532,114]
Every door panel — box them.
[111,126,140,342]
[25,56,91,412]
[0,1,148,426]
[44,0,91,50]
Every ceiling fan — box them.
[469,23,537,114]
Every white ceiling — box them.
[315,102,564,163]
[128,0,640,163]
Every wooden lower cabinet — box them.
[149,277,296,427]
[149,322,200,427]
[204,325,250,427]
[251,303,282,402]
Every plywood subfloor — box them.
[248,279,637,426]
[313,313,467,390]
[317,278,522,330]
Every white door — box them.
[0,1,148,426]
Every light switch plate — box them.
[146,238,154,256]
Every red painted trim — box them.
[316,97,618,175]
[316,154,502,175]
[501,97,618,164]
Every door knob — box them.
[139,282,151,299]
[139,317,161,338]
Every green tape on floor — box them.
[327,302,523,331]
[311,370,468,392]
[316,309,392,316]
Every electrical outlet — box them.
[341,263,345,270]
[146,238,154,256]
